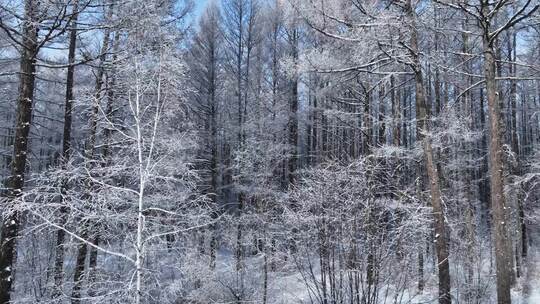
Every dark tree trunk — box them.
[405,1,451,302]
[0,0,39,301]
[378,83,386,146]
[391,75,400,146]
[208,22,219,270]
[72,9,113,301]
[53,0,80,296]
[362,88,371,155]
[87,31,120,292]
[288,28,299,186]
[478,88,491,231]
[480,7,514,301]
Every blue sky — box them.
[193,0,209,16]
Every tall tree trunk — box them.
[402,89,409,149]
[262,230,268,304]
[416,72,452,304]
[481,7,514,302]
[417,168,424,292]
[0,0,39,301]
[87,30,121,293]
[362,87,371,155]
[478,87,491,232]
[53,0,80,296]
[508,28,523,279]
[378,83,386,146]
[232,5,245,297]
[462,9,477,289]
[405,1,451,302]
[209,25,219,269]
[391,75,400,146]
[507,26,528,267]
[288,27,299,186]
[71,10,113,301]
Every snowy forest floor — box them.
[203,245,540,304]
[521,248,540,303]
